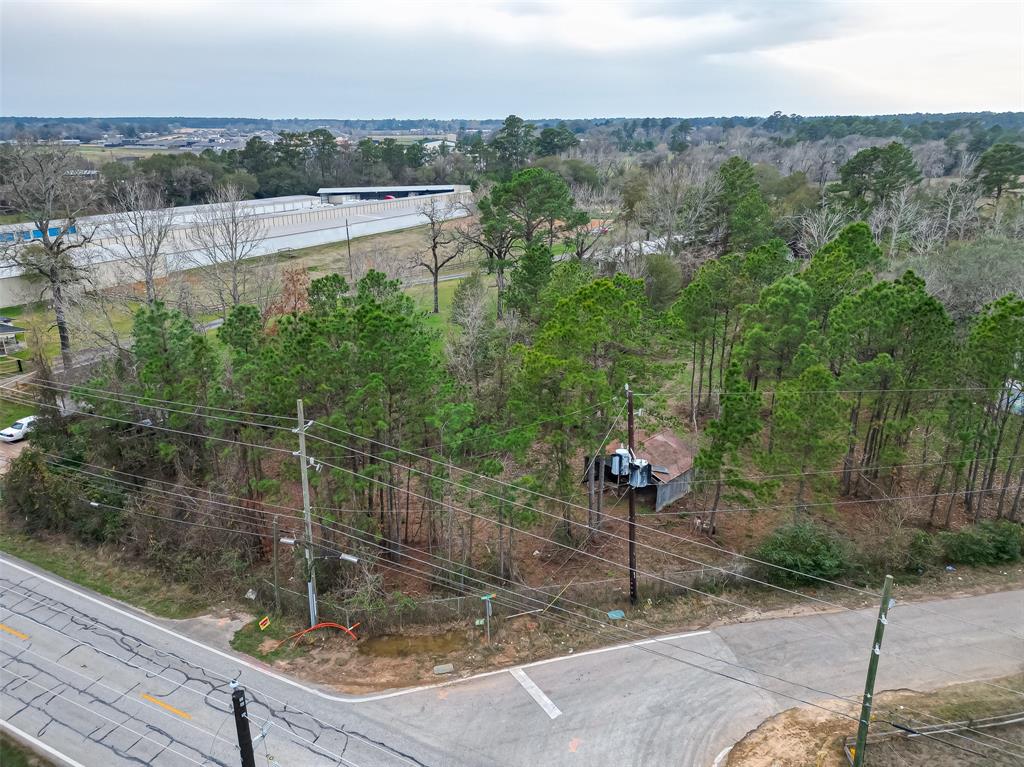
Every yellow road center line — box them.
[0,623,28,640]
[141,693,192,720]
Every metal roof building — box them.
[316,185,463,203]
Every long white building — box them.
[0,187,472,306]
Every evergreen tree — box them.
[837,141,921,208]
[694,361,763,525]
[973,142,1024,206]
[764,365,846,517]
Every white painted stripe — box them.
[712,745,733,767]
[0,556,710,704]
[523,628,711,670]
[510,668,562,720]
[0,718,89,767]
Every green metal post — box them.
[852,574,894,767]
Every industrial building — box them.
[316,185,459,204]
[0,187,472,307]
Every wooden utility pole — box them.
[296,399,318,628]
[852,574,895,767]
[627,384,638,606]
[231,687,256,767]
[271,515,281,615]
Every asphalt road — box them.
[1,554,1022,767]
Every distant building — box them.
[0,320,26,355]
[316,185,460,204]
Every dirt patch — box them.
[726,706,851,767]
[727,675,1024,767]
[243,613,607,693]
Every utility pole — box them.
[345,218,353,282]
[231,687,257,767]
[852,574,895,767]
[271,515,281,615]
[626,384,638,606]
[296,399,318,628]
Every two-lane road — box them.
[2,554,1022,766]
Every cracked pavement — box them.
[2,554,1022,766]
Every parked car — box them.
[0,415,38,443]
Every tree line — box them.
[3,151,1022,611]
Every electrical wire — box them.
[11,380,1020,606]
[6,483,1021,758]
[18,408,1024,670]
[0,668,208,765]
[8,389,1024,684]
[1,643,239,754]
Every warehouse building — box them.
[317,185,459,204]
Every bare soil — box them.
[243,560,1024,695]
[726,675,1024,767]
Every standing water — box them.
[358,631,467,658]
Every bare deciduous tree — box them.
[446,271,494,398]
[104,177,175,303]
[414,197,466,313]
[869,185,921,256]
[0,142,98,370]
[797,201,854,256]
[638,161,720,263]
[182,184,267,315]
[933,155,982,245]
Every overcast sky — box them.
[2,0,1022,119]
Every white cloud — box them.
[1,0,1020,117]
[752,1,1023,113]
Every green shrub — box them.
[906,529,942,572]
[939,521,1023,566]
[755,521,850,586]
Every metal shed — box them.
[593,429,696,512]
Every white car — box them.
[0,415,38,443]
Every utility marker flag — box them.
[259,616,271,631]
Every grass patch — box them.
[230,616,307,662]
[0,529,211,619]
[0,398,36,428]
[406,277,466,323]
[0,733,55,767]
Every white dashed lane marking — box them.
[510,667,562,720]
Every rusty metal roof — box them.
[606,428,695,480]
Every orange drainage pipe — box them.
[274,621,361,651]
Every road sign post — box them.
[481,593,495,644]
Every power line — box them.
[10,390,1024,669]
[644,482,1024,516]
[21,447,1024,647]
[48,491,1024,758]
[2,643,240,755]
[35,450,1024,724]
[31,378,294,423]
[13,379,1020,601]
[21,404,1024,664]
[6,543,1021,762]
[300,433,1024,644]
[0,667,208,765]
[9,464,1023,759]
[0,584,382,767]
[75,451,1021,704]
